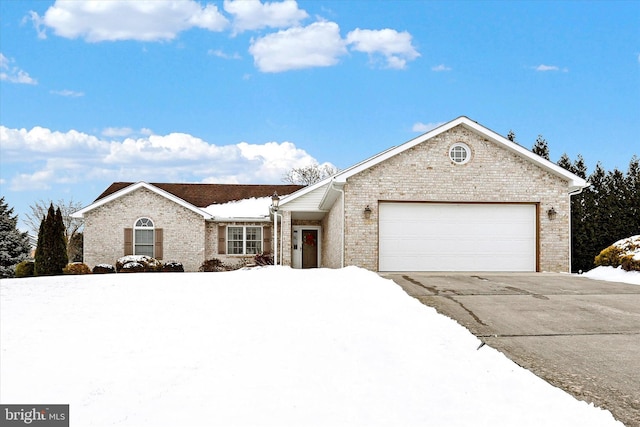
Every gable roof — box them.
[95,182,304,207]
[72,182,304,219]
[282,116,589,210]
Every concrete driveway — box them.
[381,272,640,427]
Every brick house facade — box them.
[74,117,588,273]
[73,182,303,272]
[279,117,587,272]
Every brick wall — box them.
[83,188,206,272]
[344,125,571,272]
[321,194,344,268]
[206,221,273,268]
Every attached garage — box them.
[379,202,537,272]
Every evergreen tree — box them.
[532,135,550,160]
[54,207,68,268]
[625,156,640,237]
[0,197,31,278]
[572,155,587,179]
[34,204,68,276]
[557,153,573,172]
[506,130,517,143]
[574,163,607,272]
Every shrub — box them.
[162,261,184,272]
[93,264,116,274]
[199,258,245,272]
[15,260,35,278]
[254,253,274,266]
[199,258,226,272]
[620,255,640,272]
[594,246,624,267]
[119,262,146,273]
[116,255,162,273]
[63,262,92,275]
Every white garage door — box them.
[379,203,537,272]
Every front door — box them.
[302,229,318,269]
[292,226,320,269]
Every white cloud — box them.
[50,89,84,97]
[24,11,47,39]
[249,21,347,72]
[534,64,568,72]
[412,122,444,133]
[208,49,242,60]
[224,0,308,34]
[101,127,153,138]
[431,64,451,72]
[0,126,108,155]
[346,28,420,69]
[0,53,37,85]
[1,125,329,191]
[33,0,228,42]
[535,64,558,72]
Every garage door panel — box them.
[379,203,536,272]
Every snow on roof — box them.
[203,197,272,219]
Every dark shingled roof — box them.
[95,182,306,208]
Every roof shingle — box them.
[95,182,305,208]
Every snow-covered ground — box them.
[583,265,640,285]
[0,267,626,426]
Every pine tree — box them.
[0,197,31,278]
[557,153,573,172]
[532,135,550,160]
[506,130,517,144]
[572,155,587,179]
[625,156,640,237]
[54,207,68,268]
[34,204,68,276]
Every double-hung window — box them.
[134,217,154,257]
[227,226,262,255]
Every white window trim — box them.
[134,217,154,257]
[449,142,471,165]
[227,225,264,255]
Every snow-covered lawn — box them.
[583,265,640,285]
[0,267,625,426]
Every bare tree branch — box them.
[25,199,84,241]
[282,163,339,186]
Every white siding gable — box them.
[281,183,330,212]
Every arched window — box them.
[134,217,154,257]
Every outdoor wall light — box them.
[364,205,372,219]
[271,192,280,211]
[547,207,557,220]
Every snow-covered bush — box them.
[594,235,640,271]
[162,261,184,272]
[15,260,35,278]
[120,262,145,273]
[116,255,162,273]
[63,262,92,275]
[254,253,274,266]
[93,264,116,274]
[199,258,244,272]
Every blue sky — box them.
[1,0,638,231]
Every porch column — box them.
[281,211,293,266]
